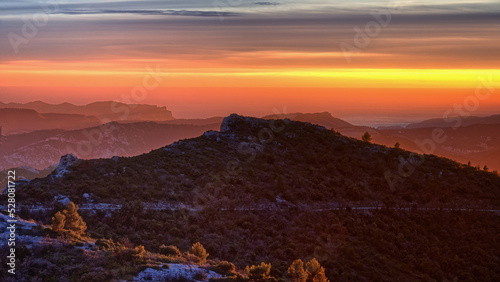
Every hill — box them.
[262,112,353,129]
[406,114,500,129]
[10,114,500,281]
[161,117,225,126]
[261,112,500,171]
[0,165,56,191]
[375,124,500,171]
[0,101,174,129]
[0,101,174,125]
[0,121,219,170]
[0,108,100,135]
[18,114,498,207]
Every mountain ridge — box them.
[0,100,174,124]
[406,113,500,129]
[16,114,500,207]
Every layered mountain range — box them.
[1,101,499,179]
[0,101,174,134]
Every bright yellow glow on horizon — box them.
[1,64,498,88]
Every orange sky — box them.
[1,1,499,122]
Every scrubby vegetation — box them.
[4,115,500,281]
[14,115,499,209]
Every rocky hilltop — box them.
[16,114,500,208]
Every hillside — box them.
[262,112,500,171]
[406,114,500,129]
[0,211,241,281]
[0,165,56,191]
[0,101,174,123]
[0,108,100,135]
[16,114,500,207]
[9,114,500,281]
[375,124,500,171]
[0,121,219,170]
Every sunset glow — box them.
[1,0,499,121]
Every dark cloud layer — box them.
[0,1,499,68]
[253,2,280,6]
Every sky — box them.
[0,0,499,124]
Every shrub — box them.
[245,262,272,280]
[159,245,181,256]
[210,260,237,276]
[189,242,209,264]
[305,258,328,282]
[287,259,307,282]
[51,202,87,235]
[362,131,372,143]
[51,211,65,233]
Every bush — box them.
[245,262,272,280]
[159,245,182,256]
[287,259,307,282]
[305,258,328,282]
[51,202,87,235]
[189,242,209,264]
[210,261,237,276]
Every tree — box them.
[51,211,66,232]
[52,201,87,235]
[62,202,87,234]
[306,258,328,282]
[394,142,401,149]
[483,165,489,171]
[362,131,372,143]
[189,242,209,264]
[245,262,272,280]
[287,259,308,282]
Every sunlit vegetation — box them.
[51,202,87,235]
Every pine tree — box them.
[394,142,401,149]
[51,211,66,232]
[306,258,329,282]
[362,131,372,143]
[287,259,308,282]
[189,242,209,264]
[61,202,87,234]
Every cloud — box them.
[0,1,499,69]
[52,9,241,17]
[253,2,280,6]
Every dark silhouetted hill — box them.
[262,112,352,129]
